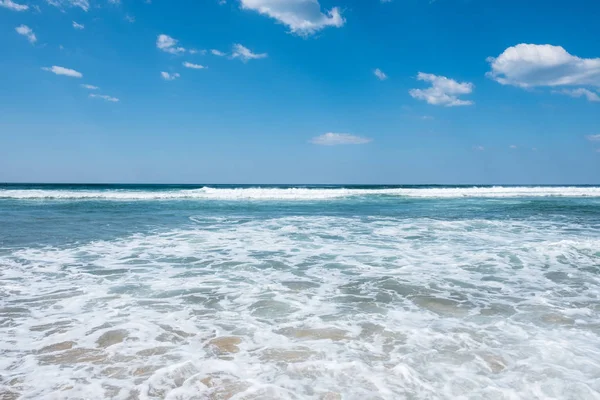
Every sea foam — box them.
[1,216,599,399]
[1,186,600,200]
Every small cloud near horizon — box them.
[311,132,372,146]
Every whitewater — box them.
[1,185,600,200]
[1,184,600,399]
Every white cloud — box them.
[486,44,600,88]
[125,14,135,23]
[46,0,90,12]
[310,132,372,146]
[510,145,517,149]
[161,71,180,81]
[231,44,267,62]
[81,84,99,90]
[42,66,82,78]
[374,68,387,81]
[16,25,36,43]
[157,34,186,55]
[554,88,600,102]
[0,0,29,11]
[73,21,85,30]
[409,72,474,107]
[211,49,226,56]
[586,134,600,142]
[90,93,119,102]
[189,49,206,55]
[183,62,205,69]
[473,145,485,151]
[239,0,344,36]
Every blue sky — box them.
[1,0,599,184]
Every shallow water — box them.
[1,185,600,399]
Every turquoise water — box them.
[1,184,600,399]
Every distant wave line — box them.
[1,186,600,200]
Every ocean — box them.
[1,184,600,399]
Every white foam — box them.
[1,217,600,398]
[1,186,600,200]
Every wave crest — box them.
[1,186,600,200]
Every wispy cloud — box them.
[188,49,206,55]
[554,88,600,102]
[586,134,600,142]
[231,44,267,62]
[183,62,205,69]
[42,66,82,78]
[125,14,135,23]
[510,145,518,149]
[89,93,119,102]
[374,68,387,81]
[0,0,29,11]
[473,145,485,151]
[211,49,226,57]
[15,25,36,43]
[46,0,90,12]
[161,71,180,81]
[157,34,186,55]
[310,132,372,146]
[72,21,85,30]
[239,0,344,36]
[409,72,474,107]
[81,84,99,90]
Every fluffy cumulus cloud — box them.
[239,0,344,36]
[487,44,600,88]
[161,71,180,81]
[157,34,186,55]
[42,66,82,78]
[183,62,205,69]
[310,132,372,146]
[555,88,600,102]
[409,72,474,106]
[73,21,85,30]
[211,49,226,56]
[46,0,90,11]
[89,94,119,102]
[16,25,36,43]
[374,68,387,81]
[231,44,267,62]
[0,0,29,11]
